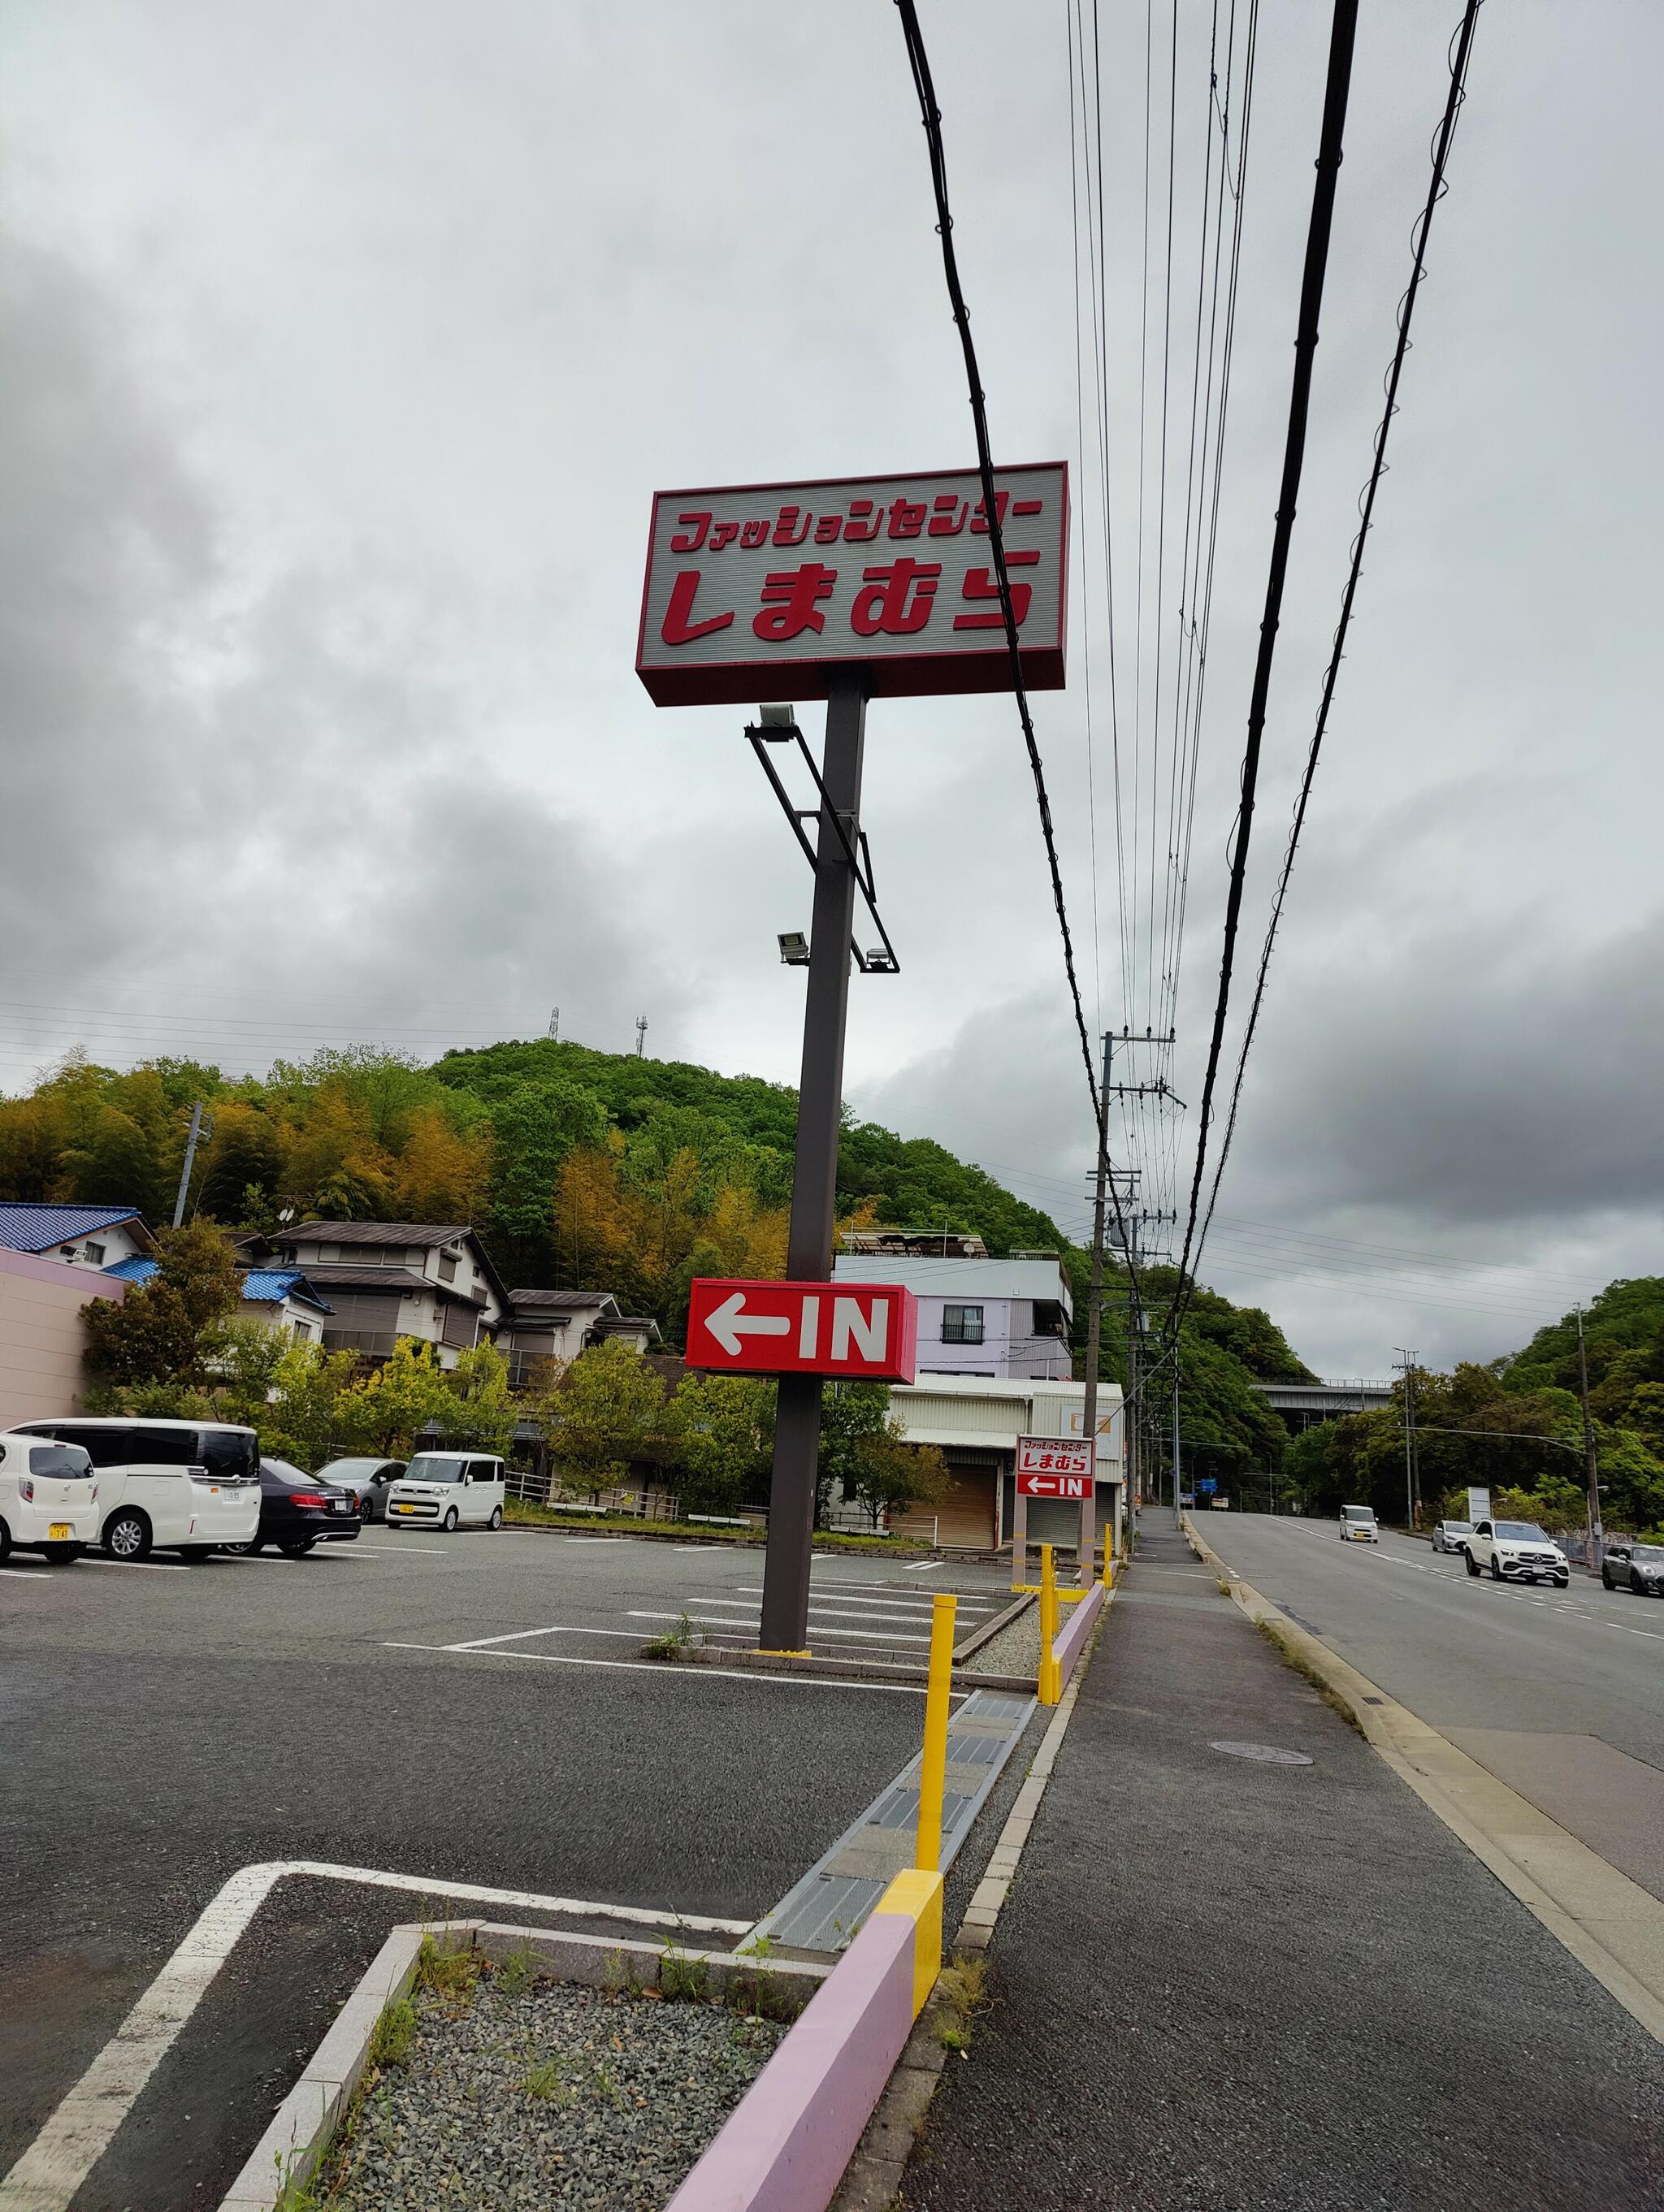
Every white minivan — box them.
[384,1452,506,1532]
[10,1417,261,1560]
[0,1431,98,1564]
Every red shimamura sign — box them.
[1015,1435,1094,1499]
[685,1278,918,1384]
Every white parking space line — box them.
[80,1557,189,1573]
[448,1624,648,1649]
[384,1639,942,1692]
[903,1560,944,1573]
[0,1858,751,2212]
[630,1609,933,1646]
[356,1544,448,1556]
[0,1567,49,1579]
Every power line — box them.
[1168,0,1362,1331]
[890,8,1106,1130]
[1187,0,1486,1291]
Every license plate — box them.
[49,1522,72,1540]
[395,1504,414,1514]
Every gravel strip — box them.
[326,1972,786,2210]
[960,1604,1043,1678]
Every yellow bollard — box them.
[914,1593,957,1872]
[1038,1542,1061,1705]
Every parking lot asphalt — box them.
[903,1524,1664,2212]
[1194,1513,1664,1902]
[0,1530,1019,2209]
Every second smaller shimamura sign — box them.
[685,1278,918,1384]
[1015,1435,1094,1499]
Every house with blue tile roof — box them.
[0,1203,154,1274]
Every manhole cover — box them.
[1209,1741,1313,1766]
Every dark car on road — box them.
[1602,1541,1664,1596]
[221,1458,362,1557]
[317,1457,406,1524]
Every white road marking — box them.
[563,1537,630,1545]
[903,1560,944,1573]
[0,1568,49,1580]
[384,1639,940,1691]
[355,1543,447,1556]
[633,1608,934,1646]
[79,1557,189,1573]
[0,1859,750,2212]
[447,1624,648,1649]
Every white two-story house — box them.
[831,1232,1074,1381]
[244,1220,508,1369]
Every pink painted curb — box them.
[663,1912,915,2212]
[1052,1579,1103,1680]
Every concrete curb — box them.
[1181,1513,1664,2045]
[504,1517,934,1561]
[669,1642,1037,1695]
[219,1920,830,2210]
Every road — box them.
[0,1530,1021,2210]
[1196,1510,1664,1902]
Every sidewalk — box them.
[899,1523,1662,2212]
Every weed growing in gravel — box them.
[522,2054,570,2102]
[367,1997,416,2070]
[494,1944,538,1998]
[416,1933,483,2006]
[602,1948,647,1998]
[658,1939,709,2001]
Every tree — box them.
[668,1373,774,1514]
[202,1316,288,1431]
[197,1102,284,1224]
[850,1423,948,1533]
[82,1222,240,1388]
[393,1109,492,1224]
[262,1341,364,1469]
[815,1383,895,1523]
[434,1340,518,1456]
[536,1340,667,1494]
[339,1338,454,1455]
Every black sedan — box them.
[221,1458,362,1556]
[1602,1541,1664,1596]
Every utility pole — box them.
[1393,1348,1419,1530]
[1172,1357,1181,1527]
[635,1015,648,1058]
[172,1102,206,1229]
[1078,1032,1113,1578]
[759,675,867,1654]
[1575,1304,1602,1559]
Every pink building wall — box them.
[0,1248,125,1431]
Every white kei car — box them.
[1339,1504,1380,1543]
[0,1431,99,1563]
[384,1452,507,1532]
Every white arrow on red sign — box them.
[700,1292,792,1357]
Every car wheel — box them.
[103,1509,151,1562]
[1553,1575,1568,1588]
[1465,1552,1480,1578]
[360,1496,375,1522]
[1632,1570,1647,1595]
[443,1508,459,1532]
[219,1538,263,1556]
[43,1543,80,1565]
[279,1537,317,1557]
[489,1506,504,1531]
[1489,1556,1503,1581]
[1601,1565,1616,1589]
[0,1517,11,1565]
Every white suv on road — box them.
[1463,1518,1569,1587]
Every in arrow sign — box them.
[704,1292,792,1358]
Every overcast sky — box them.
[2,1,1659,1378]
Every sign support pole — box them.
[759,673,869,1654]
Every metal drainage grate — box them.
[1209,1741,1314,1766]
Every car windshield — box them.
[1629,1544,1664,1561]
[28,1444,92,1478]
[1445,1522,1472,1535]
[1341,1509,1374,1522]
[1497,1521,1549,1541]
[262,1458,310,1485]
[405,1455,466,1486]
[322,1459,388,1476]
